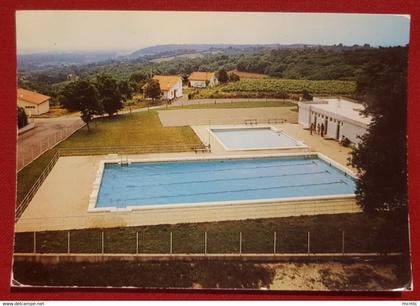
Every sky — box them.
[16,11,410,54]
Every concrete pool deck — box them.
[15,153,359,232]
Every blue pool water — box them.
[211,128,305,150]
[96,156,356,209]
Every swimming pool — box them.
[210,127,306,151]
[93,155,355,210]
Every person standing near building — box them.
[320,123,325,137]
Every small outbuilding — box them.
[298,97,372,145]
[188,72,218,88]
[152,75,183,100]
[17,88,50,116]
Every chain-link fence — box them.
[14,228,402,256]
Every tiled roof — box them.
[188,71,215,81]
[17,88,50,105]
[152,75,182,91]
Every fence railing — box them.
[14,229,401,256]
[17,120,85,171]
[58,144,208,156]
[16,150,60,221]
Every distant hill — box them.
[17,51,120,70]
[127,43,317,58]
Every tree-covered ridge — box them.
[17,46,407,104]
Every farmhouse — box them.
[17,88,50,116]
[152,75,183,100]
[188,72,218,88]
[298,97,371,145]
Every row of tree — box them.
[58,74,133,130]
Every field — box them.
[171,100,296,110]
[150,52,204,63]
[229,69,269,79]
[221,79,357,95]
[187,78,357,99]
[58,111,201,148]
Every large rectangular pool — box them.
[210,127,306,150]
[95,156,355,209]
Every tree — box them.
[349,47,409,283]
[228,72,240,82]
[129,72,148,93]
[302,89,313,101]
[59,80,101,131]
[217,68,228,83]
[117,80,133,101]
[95,74,123,117]
[350,48,408,213]
[143,79,161,102]
[17,106,28,128]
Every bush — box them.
[17,106,28,128]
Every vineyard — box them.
[220,79,357,95]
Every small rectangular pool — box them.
[210,127,306,150]
[94,156,355,210]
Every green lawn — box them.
[14,213,402,254]
[59,111,201,148]
[171,100,296,110]
[17,111,202,204]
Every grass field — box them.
[16,111,202,203]
[59,111,201,148]
[171,100,296,110]
[14,213,401,254]
[228,70,269,79]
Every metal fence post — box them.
[136,232,139,255]
[273,231,277,254]
[67,231,70,254]
[239,232,242,254]
[33,231,36,253]
[307,231,310,255]
[170,232,173,254]
[204,232,207,255]
[101,231,104,254]
[342,230,345,255]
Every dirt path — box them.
[267,262,404,291]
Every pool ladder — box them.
[120,155,130,167]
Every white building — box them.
[298,97,372,145]
[152,75,183,100]
[17,88,50,116]
[188,72,218,88]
